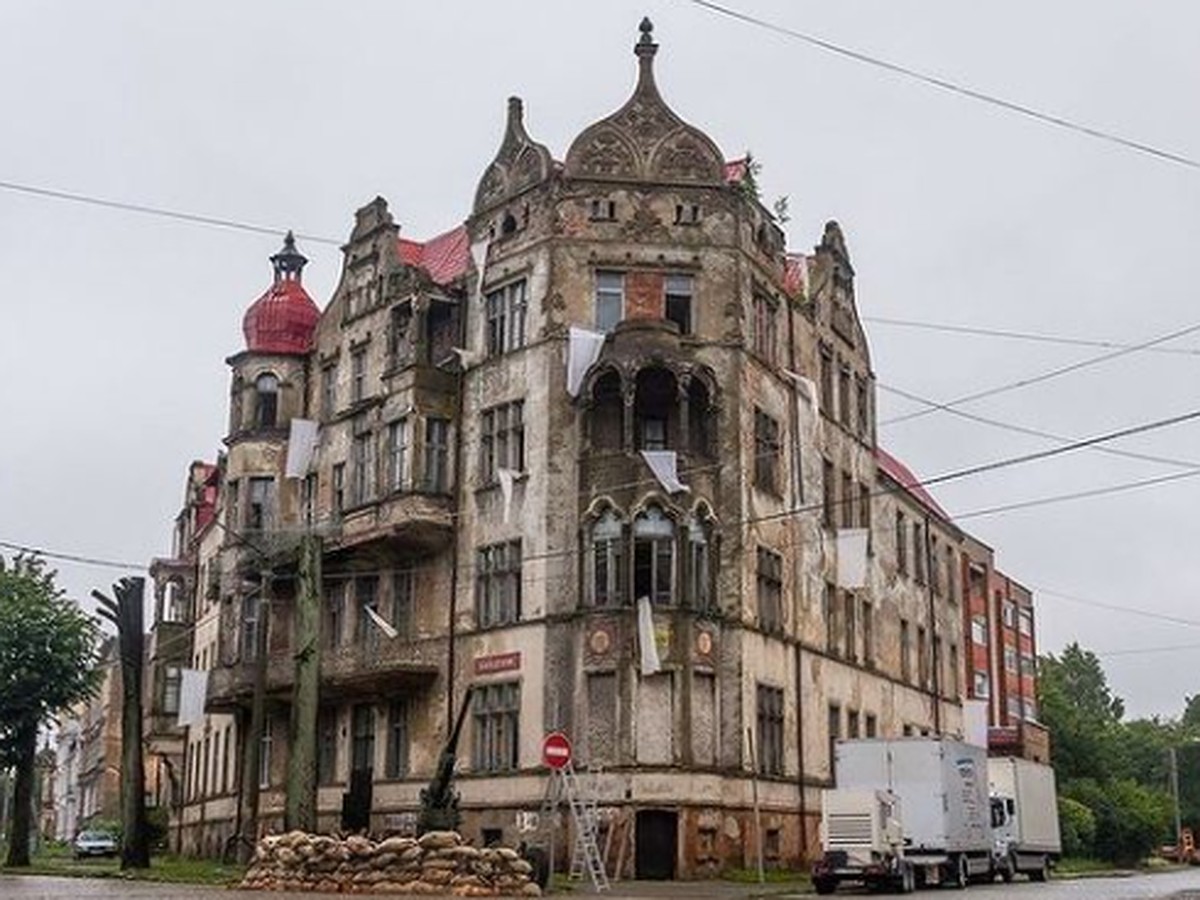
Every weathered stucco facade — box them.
[155,20,1041,877]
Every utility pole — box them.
[238,569,271,858]
[1170,746,1183,854]
[92,577,150,869]
[286,534,322,832]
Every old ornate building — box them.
[155,20,1041,876]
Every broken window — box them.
[824,581,838,654]
[838,364,852,427]
[843,592,856,662]
[485,279,527,356]
[686,512,713,611]
[387,419,408,492]
[476,540,522,627]
[752,292,778,364]
[589,198,617,221]
[350,704,375,775]
[332,463,345,516]
[756,685,784,776]
[480,400,525,483]
[246,477,274,531]
[664,274,693,334]
[302,473,317,526]
[320,364,337,419]
[254,373,279,429]
[472,681,520,773]
[635,367,677,451]
[819,343,834,415]
[822,459,836,528]
[687,378,713,456]
[351,348,367,403]
[634,505,675,605]
[855,375,869,436]
[356,576,380,651]
[350,419,374,507]
[424,418,450,493]
[757,546,783,632]
[595,271,624,333]
[900,618,912,682]
[589,371,623,451]
[388,303,413,366]
[590,510,625,607]
[895,512,908,574]
[862,600,874,668]
[754,410,781,493]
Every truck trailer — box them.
[814,738,994,893]
[987,756,1061,882]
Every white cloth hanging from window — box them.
[640,450,689,494]
[567,327,606,397]
[470,238,490,301]
[836,528,870,589]
[284,419,320,478]
[497,468,517,523]
[176,669,208,728]
[365,605,398,640]
[637,596,661,676]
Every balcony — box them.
[327,491,455,556]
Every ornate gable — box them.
[473,97,553,215]
[564,19,724,185]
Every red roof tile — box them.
[396,225,470,286]
[242,278,320,355]
[723,157,749,184]
[874,447,952,522]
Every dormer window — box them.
[674,203,701,225]
[500,211,519,237]
[254,373,279,429]
[589,198,617,221]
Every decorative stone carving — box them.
[472,97,553,215]
[564,19,724,184]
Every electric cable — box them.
[681,0,1200,172]
[880,319,1200,427]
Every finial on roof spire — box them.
[635,15,658,80]
[271,230,307,283]
[639,16,654,41]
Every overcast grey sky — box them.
[1,1,1197,719]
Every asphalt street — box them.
[0,871,1198,900]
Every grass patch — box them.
[722,866,812,885]
[1,850,242,886]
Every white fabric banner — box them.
[470,238,490,300]
[836,528,870,589]
[637,596,661,676]
[284,418,320,479]
[640,450,689,494]
[366,605,398,640]
[176,669,208,729]
[451,347,484,370]
[566,327,606,397]
[497,468,517,523]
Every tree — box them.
[1038,642,1124,781]
[1063,778,1173,866]
[0,555,102,867]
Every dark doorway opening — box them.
[635,808,678,880]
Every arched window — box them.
[686,510,715,611]
[634,367,677,451]
[255,373,279,429]
[634,505,675,606]
[589,371,623,451]
[590,510,625,607]
[230,375,245,433]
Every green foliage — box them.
[1058,796,1097,858]
[1063,778,1173,866]
[1038,643,1124,782]
[0,555,103,760]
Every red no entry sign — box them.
[542,732,573,769]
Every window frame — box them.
[476,540,522,628]
[756,546,783,633]
[472,681,520,773]
[484,279,528,357]
[595,270,625,333]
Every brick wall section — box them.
[625,270,664,320]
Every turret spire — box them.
[270,230,308,284]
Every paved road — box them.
[0,871,1198,900]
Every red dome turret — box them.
[242,232,320,354]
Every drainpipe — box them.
[923,514,941,734]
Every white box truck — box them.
[813,738,994,894]
[988,756,1061,882]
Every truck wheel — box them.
[1029,856,1049,882]
[814,876,837,895]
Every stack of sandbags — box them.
[238,829,541,896]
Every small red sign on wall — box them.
[474,651,522,675]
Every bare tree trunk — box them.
[4,720,36,867]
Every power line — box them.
[863,316,1200,358]
[1033,586,1200,631]
[0,179,341,246]
[877,382,1200,471]
[0,539,148,572]
[681,0,1200,172]
[880,319,1200,427]
[954,468,1200,521]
